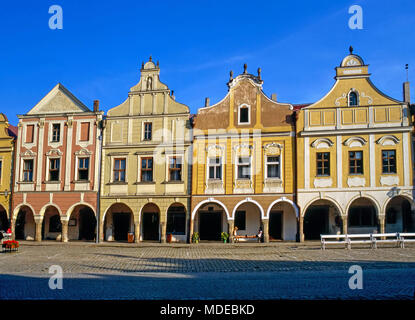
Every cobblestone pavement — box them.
[0,241,414,299]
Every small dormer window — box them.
[348,91,358,106]
[238,104,250,124]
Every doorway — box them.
[113,213,130,241]
[199,211,222,241]
[142,212,159,241]
[269,211,283,240]
[304,206,329,240]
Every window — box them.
[144,122,152,141]
[169,157,182,181]
[25,125,34,143]
[239,106,249,124]
[208,157,222,180]
[349,151,363,174]
[80,122,90,141]
[78,158,89,181]
[235,211,246,230]
[348,91,358,106]
[382,150,396,174]
[49,215,62,232]
[52,124,60,142]
[349,207,376,227]
[49,158,60,181]
[166,206,186,235]
[316,152,330,176]
[266,156,280,178]
[23,159,33,182]
[237,157,251,179]
[113,158,126,182]
[141,157,153,182]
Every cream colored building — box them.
[100,58,191,243]
[296,48,414,241]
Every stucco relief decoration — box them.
[360,92,373,104]
[263,143,283,156]
[347,177,366,187]
[206,144,224,157]
[46,149,63,156]
[311,138,334,149]
[335,93,347,106]
[21,150,37,157]
[343,137,367,148]
[346,58,359,66]
[380,175,399,187]
[75,148,92,156]
[233,143,252,156]
[376,135,400,146]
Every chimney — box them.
[403,82,410,104]
[205,97,210,107]
[93,100,100,112]
[271,93,277,101]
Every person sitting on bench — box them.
[233,226,243,242]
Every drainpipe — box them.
[292,110,300,242]
[96,113,105,244]
[9,128,16,234]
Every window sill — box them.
[44,181,61,184]
[135,181,155,185]
[107,181,128,185]
[162,181,184,184]
[74,180,90,183]
[18,181,34,184]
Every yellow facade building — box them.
[296,48,414,241]
[191,66,298,242]
[100,58,191,243]
[0,114,16,231]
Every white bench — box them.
[371,233,400,249]
[399,233,415,248]
[321,234,348,250]
[345,234,373,249]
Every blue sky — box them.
[0,0,414,125]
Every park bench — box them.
[233,235,261,243]
[345,234,373,249]
[321,234,348,250]
[399,233,415,248]
[371,233,400,249]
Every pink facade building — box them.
[12,84,103,241]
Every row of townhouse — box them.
[1,48,414,243]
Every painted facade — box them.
[296,48,415,241]
[11,84,104,241]
[0,114,16,231]
[191,66,298,243]
[100,58,191,243]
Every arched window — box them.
[348,91,358,106]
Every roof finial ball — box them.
[149,55,152,62]
[243,63,247,74]
[257,67,261,80]
[349,46,354,54]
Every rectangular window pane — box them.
[26,125,34,143]
[316,152,330,176]
[80,122,90,141]
[52,124,60,142]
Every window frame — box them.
[349,151,364,175]
[316,152,330,177]
[348,90,359,106]
[22,159,34,182]
[237,156,251,179]
[238,104,251,125]
[51,123,61,142]
[382,150,397,174]
[208,157,222,180]
[141,157,153,182]
[265,155,281,179]
[169,156,182,182]
[113,158,127,182]
[48,158,60,182]
[78,157,90,181]
[143,122,152,141]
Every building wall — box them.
[0,113,15,224]
[100,58,191,243]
